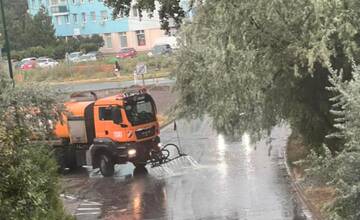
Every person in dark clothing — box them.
[114,60,121,77]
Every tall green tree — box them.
[27,6,57,47]
[172,0,360,149]
[0,1,56,51]
[303,67,360,220]
[105,0,186,31]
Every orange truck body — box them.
[53,90,161,176]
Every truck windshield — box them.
[125,99,156,126]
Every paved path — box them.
[62,118,304,220]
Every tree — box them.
[0,0,32,50]
[303,67,360,220]
[172,0,360,149]
[28,6,57,47]
[0,1,56,51]
[105,0,186,31]
[0,76,70,219]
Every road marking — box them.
[75,212,101,216]
[81,202,102,206]
[77,207,101,211]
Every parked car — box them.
[87,51,104,60]
[14,60,27,69]
[37,57,59,68]
[148,44,173,57]
[116,48,137,59]
[21,57,37,63]
[20,60,37,71]
[78,53,97,62]
[14,57,38,70]
[67,52,83,63]
[153,36,178,49]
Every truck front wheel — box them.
[99,154,115,177]
[133,162,146,169]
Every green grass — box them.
[15,55,175,83]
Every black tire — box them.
[133,166,148,176]
[133,162,146,169]
[65,146,78,170]
[99,154,115,177]
[54,148,69,174]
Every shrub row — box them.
[11,35,104,60]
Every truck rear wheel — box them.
[99,154,114,177]
[133,162,146,169]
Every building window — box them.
[132,6,138,17]
[104,34,112,48]
[32,0,36,5]
[91,11,96,22]
[73,14,78,24]
[89,0,94,3]
[72,0,76,4]
[100,10,108,21]
[59,0,66,4]
[136,30,146,46]
[119,32,127,48]
[51,0,58,5]
[81,12,87,23]
[64,15,70,24]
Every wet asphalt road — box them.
[62,118,297,220]
[54,78,174,93]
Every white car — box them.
[21,57,37,63]
[67,52,83,63]
[37,57,59,68]
[78,53,97,62]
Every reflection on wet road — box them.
[62,118,295,220]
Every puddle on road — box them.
[82,155,201,180]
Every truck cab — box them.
[54,89,161,176]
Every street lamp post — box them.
[0,0,14,87]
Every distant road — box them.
[53,77,175,93]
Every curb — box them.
[50,76,170,86]
[283,148,323,220]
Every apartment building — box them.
[27,0,170,53]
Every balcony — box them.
[50,5,69,15]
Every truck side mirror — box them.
[111,106,122,124]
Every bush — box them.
[11,46,55,60]
[79,43,99,53]
[0,76,71,219]
[302,66,360,220]
[53,44,67,60]
[11,34,105,61]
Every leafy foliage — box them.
[0,76,70,219]
[105,0,186,31]
[172,0,360,147]
[301,67,360,220]
[0,3,57,51]
[11,35,105,60]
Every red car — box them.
[20,60,37,70]
[116,48,137,59]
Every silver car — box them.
[37,57,59,68]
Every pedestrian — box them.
[114,60,121,77]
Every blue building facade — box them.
[27,0,168,52]
[28,0,128,37]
